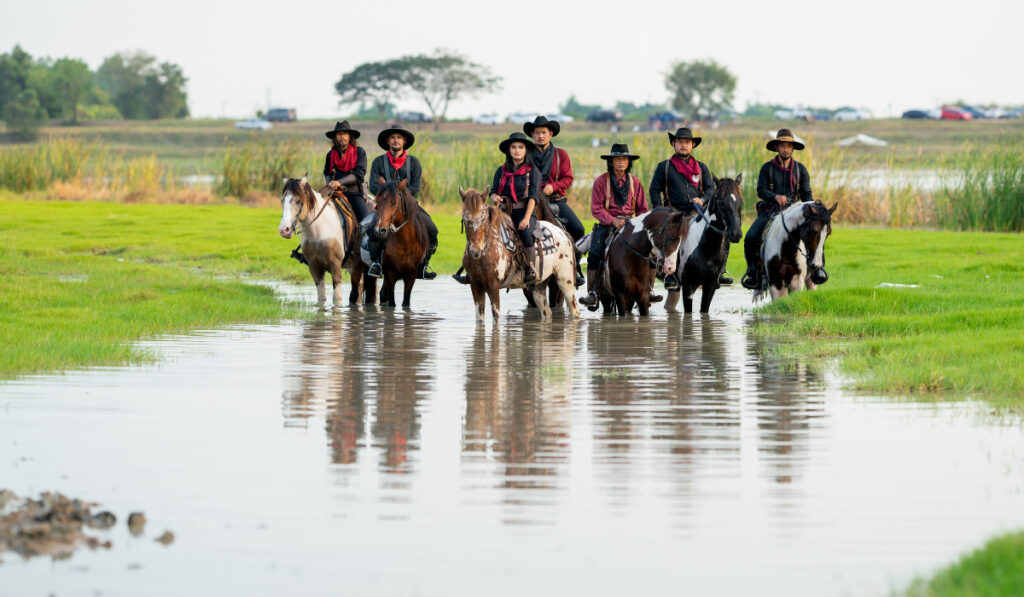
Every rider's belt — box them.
[548,195,567,202]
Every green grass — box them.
[907,531,1024,596]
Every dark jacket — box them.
[322,145,367,189]
[756,159,813,212]
[649,158,715,210]
[491,164,542,210]
[369,153,422,197]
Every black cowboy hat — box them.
[667,127,702,148]
[324,120,361,140]
[498,131,537,154]
[523,115,560,137]
[377,125,415,151]
[766,128,805,151]
[600,143,640,161]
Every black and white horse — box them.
[757,200,838,301]
[666,174,744,313]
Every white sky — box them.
[4,0,1022,119]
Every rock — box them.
[87,511,116,530]
[127,512,147,535]
[154,531,175,546]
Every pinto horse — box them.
[758,200,838,301]
[372,179,432,307]
[278,176,366,307]
[667,174,745,313]
[459,186,580,322]
[599,208,689,316]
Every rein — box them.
[614,224,661,266]
[692,199,727,235]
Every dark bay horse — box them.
[599,207,689,316]
[459,187,579,322]
[758,200,838,301]
[668,174,745,313]
[372,179,432,307]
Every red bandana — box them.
[387,150,407,171]
[498,163,531,203]
[670,155,701,189]
[330,145,358,173]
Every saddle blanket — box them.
[499,223,559,255]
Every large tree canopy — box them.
[665,59,737,119]
[334,61,404,123]
[96,51,188,120]
[395,49,501,126]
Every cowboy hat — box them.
[325,120,361,140]
[667,127,702,147]
[600,143,640,161]
[523,115,560,137]
[766,128,805,151]
[376,125,415,151]
[499,131,537,154]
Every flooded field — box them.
[2,281,1023,596]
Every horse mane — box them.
[283,178,316,213]
[461,187,488,215]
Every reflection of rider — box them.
[485,132,543,285]
[367,125,438,280]
[648,127,730,289]
[741,128,814,289]
[579,143,649,310]
[323,121,368,221]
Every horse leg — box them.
[348,263,363,304]
[548,279,563,312]
[309,265,326,307]
[532,287,552,320]
[805,277,818,291]
[524,289,537,309]
[665,290,681,312]
[638,296,650,316]
[486,283,501,322]
[470,279,486,321]
[384,273,398,307]
[363,270,377,305]
[770,285,787,301]
[402,274,415,308]
[700,280,717,314]
[682,285,694,313]
[554,274,580,319]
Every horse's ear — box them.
[397,178,408,191]
[299,175,307,187]
[458,186,467,200]
[828,200,839,215]
[735,172,743,184]
[282,177,289,186]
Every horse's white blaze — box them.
[279,192,296,237]
[811,229,828,269]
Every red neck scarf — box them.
[498,163,531,202]
[330,145,358,173]
[670,155,701,189]
[771,156,797,193]
[387,150,407,171]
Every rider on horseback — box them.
[579,143,649,310]
[489,132,543,286]
[648,127,730,290]
[323,121,368,220]
[368,125,439,280]
[740,128,815,290]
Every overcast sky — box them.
[4,0,1022,119]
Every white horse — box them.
[278,176,365,307]
[759,201,837,301]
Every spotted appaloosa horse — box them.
[599,207,689,316]
[667,174,744,314]
[372,179,432,307]
[278,176,366,307]
[459,186,580,322]
[758,200,838,301]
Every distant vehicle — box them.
[773,108,811,120]
[396,111,431,123]
[649,109,684,124]
[235,118,272,131]
[941,107,972,121]
[473,113,502,125]
[585,109,622,123]
[506,112,542,123]
[811,113,832,121]
[264,108,296,122]
[960,106,989,119]
[546,113,575,123]
[901,110,932,119]
[833,108,865,121]
[998,108,1022,119]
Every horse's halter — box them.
[782,204,831,263]
[377,188,408,233]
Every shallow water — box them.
[2,281,1022,596]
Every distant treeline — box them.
[0,45,189,140]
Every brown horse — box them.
[372,178,432,307]
[278,176,367,307]
[459,187,580,322]
[599,207,689,315]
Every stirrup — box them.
[718,271,734,286]
[368,262,383,278]
[418,264,436,280]
[452,272,470,285]
[664,274,681,291]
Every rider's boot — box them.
[579,268,599,311]
[718,270,734,286]
[367,235,384,279]
[574,251,586,287]
[452,266,470,285]
[664,273,681,292]
[740,262,760,290]
[522,246,538,286]
[417,239,438,280]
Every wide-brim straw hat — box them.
[377,125,415,151]
[325,120,361,140]
[499,131,537,154]
[600,143,640,161]
[766,128,805,151]
[667,127,702,148]
[523,115,560,137]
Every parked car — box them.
[396,111,431,123]
[473,113,502,125]
[998,108,1023,119]
[960,106,989,119]
[773,107,812,120]
[941,107,972,120]
[235,118,272,131]
[506,112,542,124]
[833,108,865,121]
[585,109,622,123]
[546,113,575,123]
[901,110,932,119]
[264,108,296,122]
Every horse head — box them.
[459,186,491,260]
[375,177,412,240]
[711,173,744,244]
[801,200,838,285]
[644,208,690,276]
[279,175,313,238]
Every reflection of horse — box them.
[599,208,688,316]
[278,176,366,306]
[372,179,432,307]
[758,201,837,301]
[459,187,580,321]
[667,175,745,313]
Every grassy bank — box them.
[908,531,1024,596]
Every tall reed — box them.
[936,142,1024,232]
[219,139,313,197]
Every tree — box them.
[96,51,188,119]
[51,58,92,124]
[335,60,403,123]
[5,88,48,140]
[396,49,501,128]
[0,45,33,112]
[665,59,737,120]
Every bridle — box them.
[461,205,491,260]
[781,204,830,263]
[377,188,409,233]
[614,214,679,268]
[285,185,332,236]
